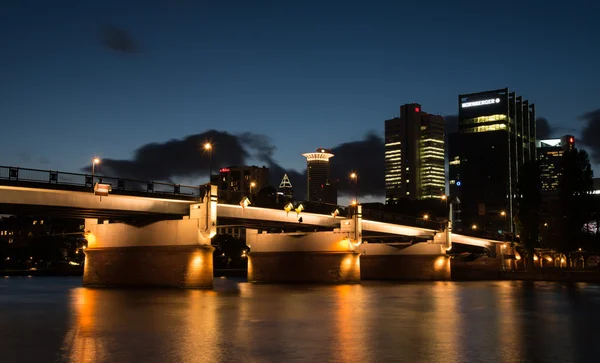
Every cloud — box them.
[330,131,385,197]
[536,117,553,139]
[83,130,248,181]
[101,26,137,53]
[18,152,31,164]
[579,109,600,163]
[81,130,387,200]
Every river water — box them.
[1,277,599,363]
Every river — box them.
[1,277,599,363]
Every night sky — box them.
[1,0,599,201]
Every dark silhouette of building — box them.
[303,148,336,204]
[217,165,269,203]
[385,103,445,204]
[451,88,536,236]
[538,135,575,192]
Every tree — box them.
[555,148,594,253]
[516,160,542,269]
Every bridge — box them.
[0,165,510,287]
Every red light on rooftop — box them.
[570,137,574,143]
[415,107,420,112]
[219,168,230,173]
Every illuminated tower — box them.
[303,148,334,203]
[385,103,445,203]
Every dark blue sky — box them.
[1,0,599,184]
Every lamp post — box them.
[423,214,429,221]
[350,172,358,204]
[500,210,507,232]
[250,181,256,197]
[204,143,212,183]
[92,157,100,187]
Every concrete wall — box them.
[83,245,214,288]
[247,230,359,253]
[85,218,211,248]
[359,242,445,255]
[359,242,450,280]
[451,257,504,280]
[248,252,360,283]
[361,255,450,281]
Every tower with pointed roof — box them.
[278,173,294,199]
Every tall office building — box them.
[385,103,445,203]
[452,88,536,236]
[303,148,336,204]
[537,135,575,192]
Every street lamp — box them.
[350,172,358,204]
[500,210,507,232]
[204,142,212,183]
[472,224,477,230]
[92,157,100,186]
[423,214,429,221]
[250,181,256,196]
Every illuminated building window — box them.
[461,114,507,125]
[463,123,507,133]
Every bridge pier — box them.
[246,209,362,283]
[360,243,450,281]
[83,185,218,289]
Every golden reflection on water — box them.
[61,288,108,363]
[176,289,220,363]
[333,284,370,363]
[429,282,462,362]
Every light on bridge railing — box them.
[284,202,294,216]
[94,183,112,197]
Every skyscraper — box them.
[452,88,536,236]
[303,148,335,204]
[537,135,575,192]
[385,103,445,203]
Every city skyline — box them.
[1,0,600,202]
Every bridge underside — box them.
[0,203,184,221]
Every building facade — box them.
[385,103,445,203]
[451,88,536,236]
[537,135,575,192]
[217,165,269,202]
[303,148,336,204]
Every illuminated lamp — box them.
[94,183,112,197]
[570,137,574,143]
[415,107,420,112]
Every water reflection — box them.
[2,278,600,363]
[61,288,108,362]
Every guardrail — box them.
[0,166,204,199]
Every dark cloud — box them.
[101,26,137,53]
[579,109,600,163]
[83,130,248,181]
[536,117,553,139]
[330,132,385,197]
[18,152,31,164]
[81,130,387,200]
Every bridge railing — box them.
[0,166,204,199]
